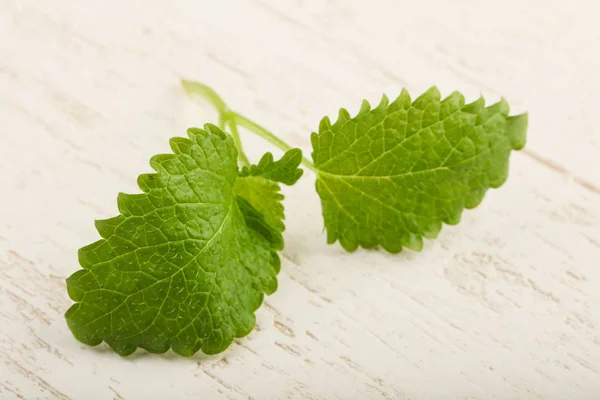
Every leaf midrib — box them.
[316,166,450,181]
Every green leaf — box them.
[65,124,285,357]
[234,149,303,241]
[310,87,528,253]
[234,149,303,251]
[235,175,285,236]
[239,149,304,185]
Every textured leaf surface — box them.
[311,87,528,253]
[234,149,303,244]
[239,149,304,185]
[65,124,283,356]
[235,177,285,237]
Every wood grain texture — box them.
[1,0,599,398]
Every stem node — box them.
[182,80,316,172]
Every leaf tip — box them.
[318,116,332,133]
[506,112,528,150]
[389,88,411,110]
[203,123,227,140]
[358,99,371,116]
[149,153,176,173]
[337,108,351,124]
[169,136,192,156]
[116,192,129,215]
[401,233,424,252]
[377,94,389,109]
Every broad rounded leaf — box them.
[65,124,282,356]
[311,87,528,253]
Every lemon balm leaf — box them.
[235,177,285,233]
[239,148,304,185]
[234,149,303,249]
[65,124,284,356]
[311,87,528,253]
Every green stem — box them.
[181,79,317,173]
[181,80,229,115]
[217,114,227,131]
[227,120,251,167]
[183,80,251,165]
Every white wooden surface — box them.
[1,1,599,399]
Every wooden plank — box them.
[1,0,599,398]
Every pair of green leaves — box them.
[65,86,527,356]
